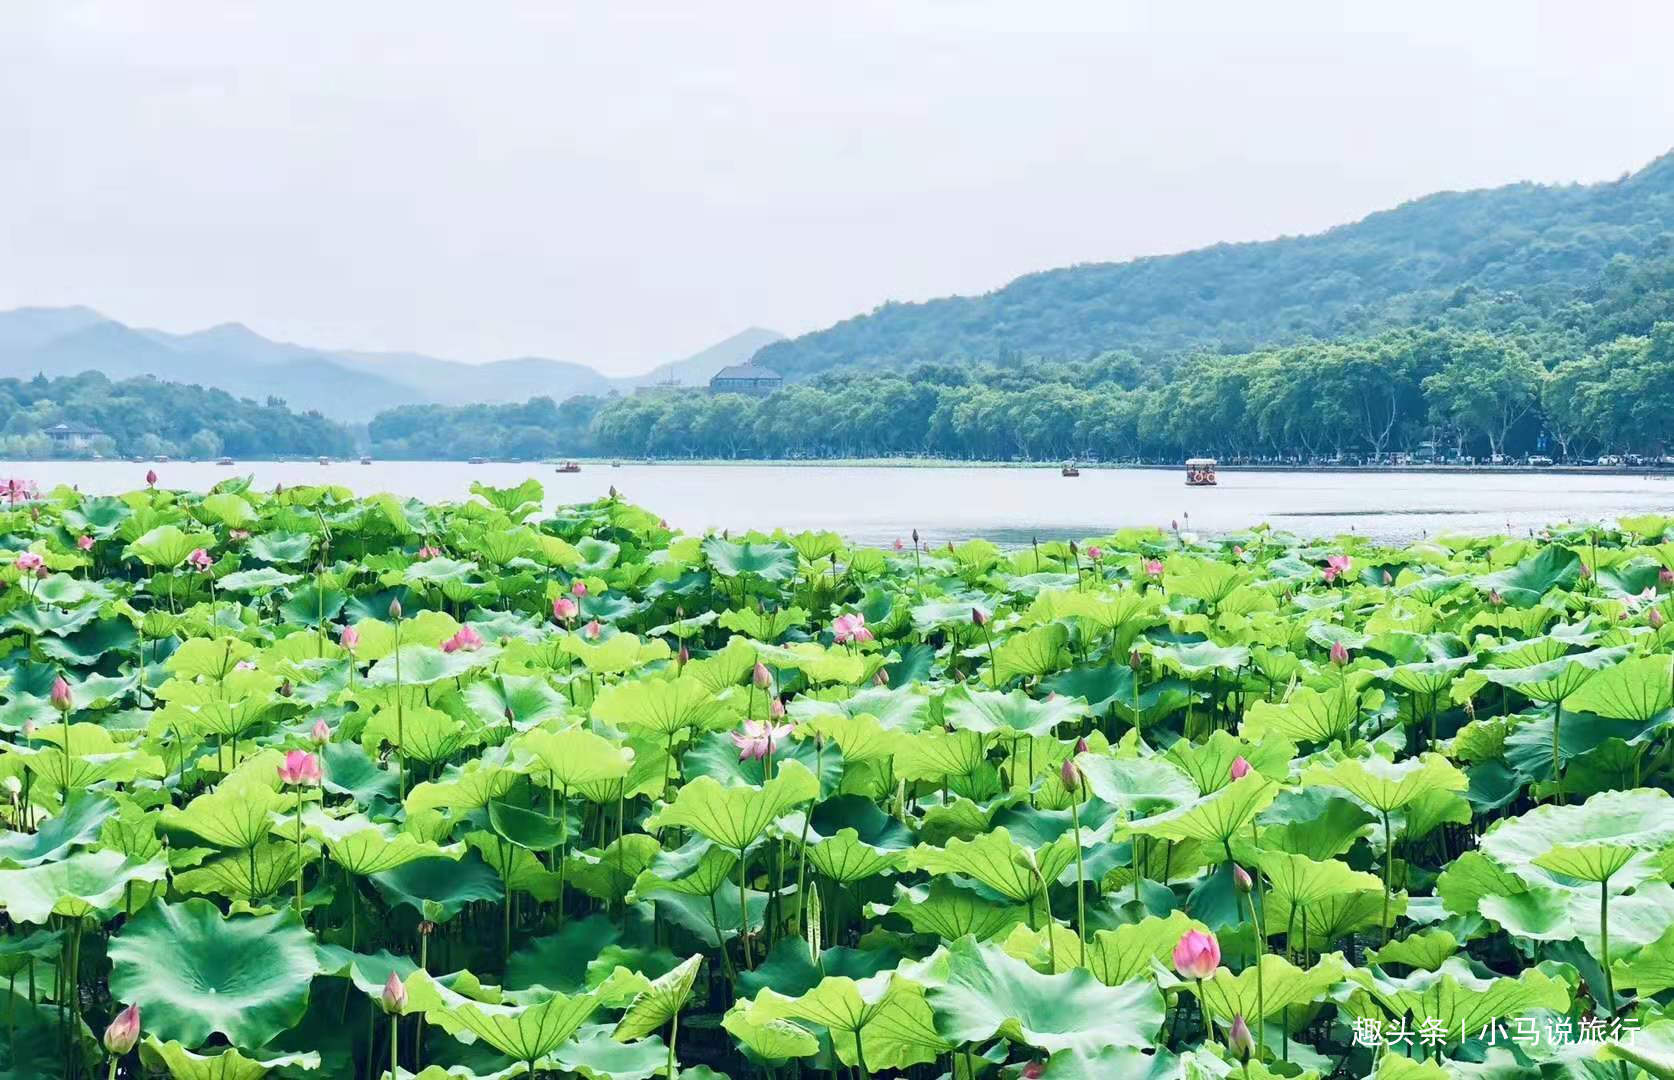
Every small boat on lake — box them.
[467,456,487,465]
[215,456,234,466]
[1186,457,1218,486]
[556,460,582,474]
[1060,462,1081,477]
[360,455,372,465]
[318,456,332,465]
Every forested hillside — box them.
[0,372,353,459]
[752,150,1674,378]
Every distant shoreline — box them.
[22,457,1674,478]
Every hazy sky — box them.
[3,2,1672,375]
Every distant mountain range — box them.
[0,307,783,421]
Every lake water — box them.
[7,460,1671,547]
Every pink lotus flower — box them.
[311,719,332,745]
[1322,554,1351,584]
[832,612,872,644]
[1329,641,1350,667]
[229,529,250,541]
[732,718,794,761]
[893,537,904,551]
[552,596,578,621]
[441,625,484,653]
[187,548,213,572]
[769,697,786,719]
[1653,607,1666,630]
[1227,1014,1254,1061]
[277,749,322,786]
[14,552,42,572]
[1059,756,1080,792]
[0,478,36,505]
[1662,568,1674,587]
[571,580,588,597]
[51,675,72,713]
[1021,1064,1045,1080]
[1233,865,1253,892]
[417,545,441,559]
[1229,756,1251,780]
[1086,545,1102,561]
[145,469,157,487]
[235,660,257,671]
[103,1002,141,1055]
[582,619,603,640]
[752,661,772,689]
[76,534,94,551]
[1172,929,1221,979]
[1233,545,1244,557]
[340,624,359,651]
[381,972,407,1015]
[1144,559,1165,579]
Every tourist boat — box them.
[467,456,487,465]
[215,456,234,466]
[1060,462,1081,477]
[318,456,332,465]
[556,460,582,474]
[1186,457,1219,486]
[360,455,372,465]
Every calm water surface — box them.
[7,461,1672,547]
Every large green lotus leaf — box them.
[1256,788,1376,860]
[1263,887,1405,952]
[109,898,320,1050]
[1242,685,1358,744]
[365,644,489,687]
[426,989,601,1065]
[921,937,1162,1056]
[1163,730,1295,794]
[1345,958,1569,1042]
[484,802,570,853]
[986,624,1071,684]
[1153,640,1250,679]
[943,686,1086,737]
[553,1024,667,1080]
[404,757,517,817]
[645,760,817,851]
[1599,1018,1674,1080]
[893,729,988,782]
[518,728,634,790]
[0,792,114,867]
[1036,1046,1213,1080]
[1031,587,1162,638]
[126,524,216,568]
[243,531,315,564]
[1003,910,1205,985]
[1435,851,1531,917]
[1189,952,1347,1023]
[371,852,505,922]
[702,538,796,582]
[566,632,666,676]
[590,676,724,738]
[1567,653,1674,722]
[1,602,99,636]
[746,972,949,1070]
[1479,788,1674,881]
[172,839,308,901]
[1379,655,1475,697]
[752,640,871,686]
[362,704,466,765]
[137,1035,321,1080]
[1128,773,1278,845]
[324,823,460,876]
[1256,850,1384,909]
[162,781,284,851]
[1366,929,1459,972]
[1610,922,1674,997]
[463,674,569,730]
[1074,754,1198,816]
[167,636,258,679]
[1472,546,1581,607]
[215,567,303,592]
[905,827,1073,903]
[717,605,808,642]
[1478,647,1630,704]
[883,881,1029,942]
[320,741,399,803]
[0,847,166,924]
[37,618,138,665]
[1482,881,1674,963]
[1302,752,1467,813]
[721,1001,819,1061]
[612,954,703,1042]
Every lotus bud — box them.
[893,537,904,551]
[1233,865,1253,892]
[1329,641,1349,667]
[311,718,331,745]
[145,469,157,487]
[277,749,322,787]
[279,679,293,698]
[752,661,772,689]
[1382,570,1393,585]
[1489,589,1504,608]
[678,643,690,666]
[583,619,603,640]
[1144,559,1165,578]
[770,697,785,719]
[875,669,889,686]
[1655,607,1667,630]
[1229,756,1251,780]
[1170,519,1178,531]
[1228,1014,1254,1061]
[388,597,403,620]
[571,580,588,597]
[1059,756,1080,792]
[971,607,989,628]
[419,920,436,936]
[381,972,407,1015]
[103,1003,141,1055]
[1087,545,1102,561]
[1068,540,1078,555]
[50,675,72,713]
[1075,737,1089,754]
[911,528,919,544]
[552,596,579,621]
[1171,929,1221,979]
[1581,563,1593,579]
[2,776,18,799]
[1021,1063,1045,1080]
[1129,649,1143,671]
[340,624,360,651]
[1662,568,1674,587]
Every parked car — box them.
[1528,456,1554,466]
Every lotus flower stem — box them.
[667,1012,679,1080]
[737,848,753,969]
[1551,699,1564,804]
[1069,789,1087,966]
[979,623,998,689]
[1380,809,1394,945]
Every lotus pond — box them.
[9,476,1674,1080]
